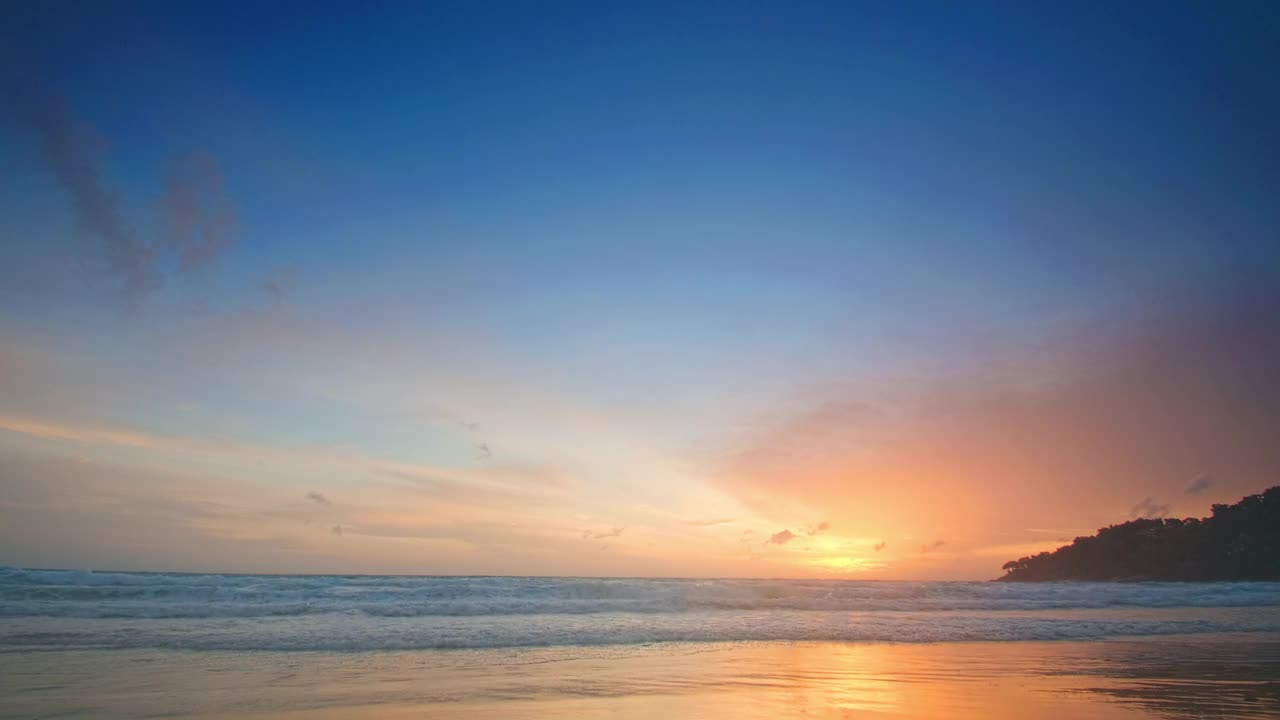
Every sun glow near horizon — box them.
[2,2,1278,581]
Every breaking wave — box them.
[1,568,1278,651]
[2,568,1278,618]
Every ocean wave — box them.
[1,568,1278,619]
[3,608,1279,651]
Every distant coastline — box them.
[998,486,1280,582]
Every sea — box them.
[2,568,1279,718]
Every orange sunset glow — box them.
[3,3,1280,719]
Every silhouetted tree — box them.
[997,486,1280,581]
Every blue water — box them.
[2,568,1278,652]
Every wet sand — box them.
[3,634,1278,719]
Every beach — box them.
[4,636,1279,719]
[2,570,1279,718]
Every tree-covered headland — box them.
[998,486,1280,581]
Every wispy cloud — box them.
[373,459,567,508]
[0,412,564,516]
[763,523,827,547]
[766,529,796,546]
[0,414,163,448]
[683,517,734,526]
[873,541,887,551]
[304,491,332,506]
[3,77,239,307]
[164,152,238,273]
[1129,497,1171,519]
[1186,474,1213,496]
[920,540,945,553]
[4,85,158,302]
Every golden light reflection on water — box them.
[6,638,1278,720]
[246,641,1153,720]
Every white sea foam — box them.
[1,568,1278,651]
[2,568,1278,617]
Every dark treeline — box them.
[998,486,1280,581]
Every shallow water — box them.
[3,637,1278,719]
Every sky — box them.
[1,1,1278,579]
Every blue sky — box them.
[1,1,1278,577]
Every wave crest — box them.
[2,568,1278,619]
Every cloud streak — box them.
[0,414,162,448]
[3,77,240,307]
[1186,474,1213,496]
[4,83,158,301]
